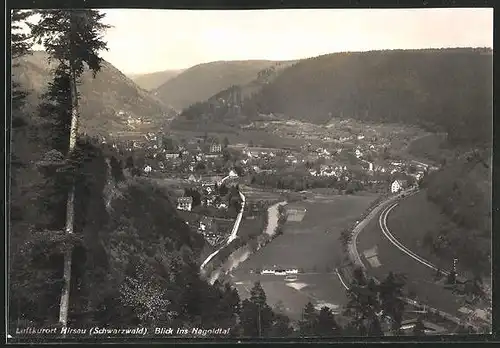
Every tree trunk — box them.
[59,14,80,326]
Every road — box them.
[379,199,449,275]
[349,188,487,330]
[348,190,411,268]
[378,196,491,328]
[200,175,246,273]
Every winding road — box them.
[379,199,449,276]
[200,175,246,272]
[346,188,487,331]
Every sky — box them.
[26,8,494,75]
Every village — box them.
[103,125,439,248]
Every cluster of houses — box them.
[309,164,349,178]
[176,172,240,213]
[389,161,437,193]
[132,138,226,175]
[197,216,225,246]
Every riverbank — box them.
[206,200,288,284]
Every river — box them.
[206,200,287,284]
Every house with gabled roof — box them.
[390,179,408,193]
[210,141,222,153]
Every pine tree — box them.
[11,10,33,115]
[316,306,341,336]
[30,9,110,327]
[299,301,317,336]
[378,272,406,333]
[240,282,274,337]
[10,9,34,216]
[343,268,381,336]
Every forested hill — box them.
[129,69,184,91]
[245,48,492,147]
[153,60,288,111]
[420,149,492,276]
[172,61,296,130]
[12,51,175,136]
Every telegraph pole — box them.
[257,303,262,337]
[452,258,458,285]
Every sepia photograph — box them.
[7,4,493,342]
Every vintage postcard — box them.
[7,4,493,343]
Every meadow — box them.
[230,193,377,320]
[233,194,377,272]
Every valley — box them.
[10,15,492,337]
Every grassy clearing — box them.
[240,185,285,202]
[237,215,267,240]
[236,194,377,272]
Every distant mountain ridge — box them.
[171,60,297,130]
[242,47,492,146]
[12,51,175,137]
[128,69,184,91]
[153,60,293,111]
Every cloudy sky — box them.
[31,8,495,75]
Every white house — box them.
[210,142,222,153]
[177,197,193,211]
[391,180,408,193]
[229,169,239,178]
[217,203,228,210]
[144,165,152,174]
[188,174,201,182]
[355,149,363,158]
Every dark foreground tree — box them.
[239,282,294,337]
[412,317,426,336]
[299,301,317,336]
[378,272,406,333]
[30,9,110,327]
[344,280,382,336]
[316,306,341,336]
[11,10,33,111]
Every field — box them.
[230,193,378,321]
[235,194,377,272]
[240,185,285,202]
[356,198,470,317]
[386,190,461,271]
[237,215,267,240]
